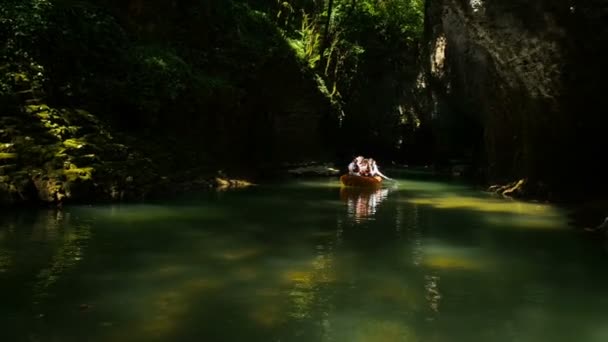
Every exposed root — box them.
[487,178,527,198]
[214,177,254,191]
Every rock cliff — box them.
[424,0,608,199]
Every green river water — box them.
[1,174,607,341]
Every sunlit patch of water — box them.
[214,246,264,262]
[588,325,608,342]
[405,194,551,214]
[482,212,568,231]
[348,319,418,342]
[421,243,487,271]
[403,192,569,232]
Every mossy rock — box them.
[62,139,85,149]
[0,143,15,153]
[64,178,97,202]
[32,176,66,203]
[99,144,129,161]
[66,126,81,136]
[62,138,100,155]
[63,166,94,182]
[25,104,51,114]
[0,152,17,165]
[31,168,95,204]
[75,124,103,136]
[43,152,71,169]
[47,125,81,140]
[0,100,204,204]
[0,172,37,204]
[81,132,115,145]
[71,154,100,166]
[63,109,100,126]
[0,129,12,141]
[34,111,52,121]
[0,181,14,205]
[0,116,21,126]
[17,144,60,165]
[42,120,60,129]
[0,164,17,175]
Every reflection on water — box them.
[424,275,441,314]
[1,176,608,342]
[340,187,390,222]
[0,208,92,341]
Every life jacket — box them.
[358,160,371,176]
[348,161,359,174]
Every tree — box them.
[320,0,335,59]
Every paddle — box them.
[376,170,396,183]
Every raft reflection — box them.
[340,187,390,222]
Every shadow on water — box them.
[1,174,608,342]
[0,209,93,340]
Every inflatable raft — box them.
[339,174,383,187]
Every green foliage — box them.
[126,46,191,115]
[274,0,426,153]
[0,0,128,109]
[41,1,128,99]
[0,0,50,102]
[1,0,426,165]
[287,12,323,69]
[352,0,425,41]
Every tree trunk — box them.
[320,0,335,60]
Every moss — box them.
[0,143,14,152]
[43,121,59,129]
[63,166,94,182]
[35,111,51,120]
[62,109,100,127]
[71,153,99,165]
[66,126,81,135]
[12,73,30,85]
[25,104,50,114]
[48,128,65,139]
[0,152,17,160]
[16,143,60,165]
[62,138,87,149]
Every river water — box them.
[1,174,607,341]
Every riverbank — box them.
[0,103,258,207]
[2,110,606,236]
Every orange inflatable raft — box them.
[339,174,383,187]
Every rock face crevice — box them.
[424,0,608,199]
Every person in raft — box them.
[348,156,391,180]
[348,156,365,176]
